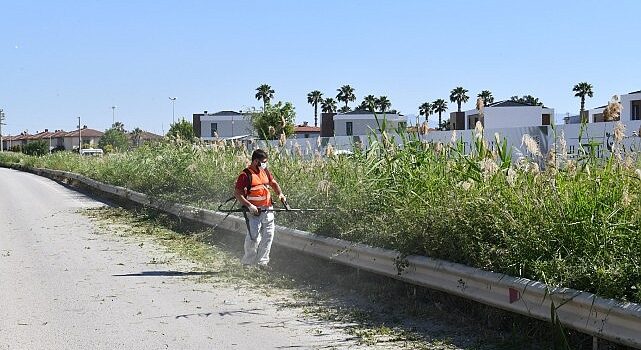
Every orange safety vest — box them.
[244,167,272,207]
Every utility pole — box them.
[0,109,5,152]
[111,106,117,127]
[78,116,82,152]
[169,97,177,123]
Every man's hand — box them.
[247,204,259,216]
[278,193,286,203]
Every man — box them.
[234,149,286,270]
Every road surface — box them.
[0,168,365,349]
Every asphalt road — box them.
[0,168,362,349]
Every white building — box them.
[463,100,554,130]
[333,111,406,136]
[588,105,607,123]
[621,90,641,122]
[194,111,253,139]
[583,90,640,123]
[63,128,103,150]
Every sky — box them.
[1,0,640,135]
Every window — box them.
[632,101,641,120]
[346,122,353,136]
[542,114,551,125]
[210,123,218,136]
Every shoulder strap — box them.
[243,168,252,193]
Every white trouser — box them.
[241,208,275,266]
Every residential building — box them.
[293,122,320,139]
[564,114,583,124]
[588,106,607,123]
[459,100,554,130]
[193,110,253,139]
[621,90,641,121]
[333,111,406,136]
[63,127,104,150]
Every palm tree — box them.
[477,90,494,106]
[112,121,125,132]
[130,127,143,147]
[573,82,594,115]
[321,98,337,113]
[432,99,448,129]
[375,96,391,113]
[357,94,376,111]
[449,87,469,112]
[419,102,432,123]
[336,85,356,110]
[307,90,323,127]
[255,84,275,110]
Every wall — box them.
[333,113,405,136]
[481,106,553,129]
[621,92,641,121]
[199,115,253,138]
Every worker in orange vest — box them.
[234,149,286,270]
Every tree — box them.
[357,95,377,111]
[23,140,48,156]
[449,87,469,112]
[510,95,544,106]
[99,126,130,152]
[338,106,351,113]
[321,98,337,113]
[130,127,143,147]
[477,90,494,106]
[255,84,275,110]
[419,102,432,123]
[166,118,195,141]
[251,101,296,140]
[336,85,356,110]
[112,121,125,132]
[432,99,448,130]
[306,90,323,127]
[573,82,594,115]
[375,96,391,113]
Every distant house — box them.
[588,105,607,123]
[460,100,555,130]
[193,110,253,139]
[1,133,30,150]
[62,127,104,150]
[564,114,583,124]
[129,131,163,147]
[292,122,320,139]
[2,127,104,151]
[621,90,641,121]
[333,111,406,136]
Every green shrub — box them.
[23,140,48,156]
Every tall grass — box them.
[2,124,640,303]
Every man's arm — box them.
[270,179,286,202]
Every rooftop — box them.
[210,110,243,116]
[487,100,538,108]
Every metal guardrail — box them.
[9,165,641,348]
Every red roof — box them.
[294,125,320,133]
[64,128,104,138]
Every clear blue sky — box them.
[1,0,640,135]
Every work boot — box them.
[258,264,272,272]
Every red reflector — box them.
[509,288,521,303]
